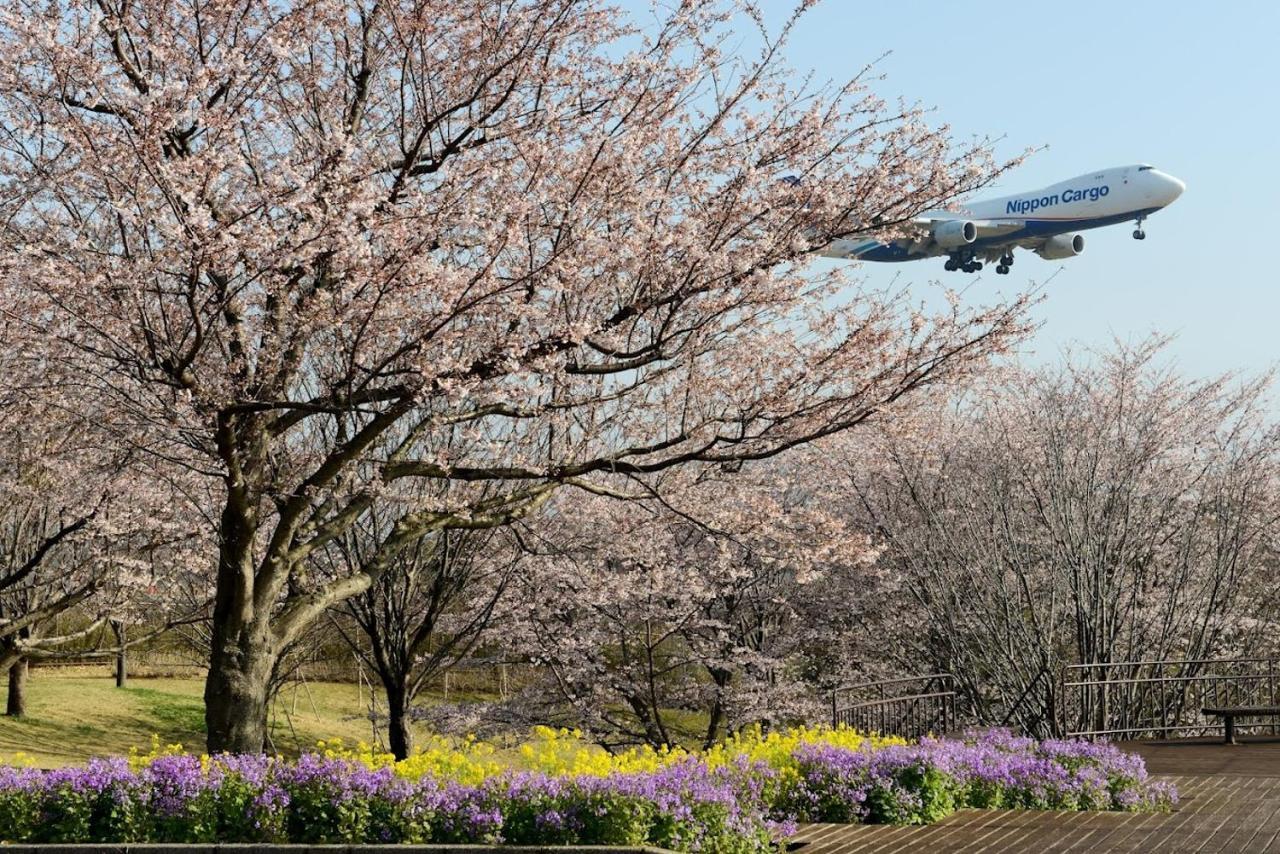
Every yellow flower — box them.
[128,734,186,770]
[110,723,901,784]
[1,751,35,768]
[388,734,502,784]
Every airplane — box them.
[814,164,1185,274]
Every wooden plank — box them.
[1227,791,1280,853]
[1198,778,1279,852]
[1047,810,1144,854]
[787,742,1280,853]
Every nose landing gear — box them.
[1133,215,1147,240]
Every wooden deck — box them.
[789,738,1280,853]
[1123,736,1280,777]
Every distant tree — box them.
[0,0,1034,751]
[327,514,520,760]
[843,340,1280,734]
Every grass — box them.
[0,669,395,767]
[0,668,716,768]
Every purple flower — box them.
[778,728,1176,825]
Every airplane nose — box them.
[1153,170,1185,204]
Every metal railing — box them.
[1061,657,1280,739]
[831,673,958,739]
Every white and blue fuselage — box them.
[820,164,1184,273]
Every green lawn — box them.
[1,669,718,767]
[0,670,390,767]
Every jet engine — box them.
[932,220,977,249]
[1036,233,1085,260]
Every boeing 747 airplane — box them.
[816,164,1185,273]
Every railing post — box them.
[1100,674,1108,739]
[1057,666,1066,738]
[1160,674,1169,739]
[1264,660,1274,737]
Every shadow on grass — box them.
[125,686,207,737]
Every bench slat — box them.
[1202,707,1280,715]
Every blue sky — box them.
[760,1,1279,380]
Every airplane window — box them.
[1138,165,1154,171]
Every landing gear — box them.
[945,251,983,273]
[946,248,1017,274]
[1133,215,1147,240]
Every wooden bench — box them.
[1202,706,1280,744]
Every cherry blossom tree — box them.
[504,464,876,748]
[0,453,103,717]
[841,340,1280,735]
[0,0,1035,751]
[0,359,198,715]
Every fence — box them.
[29,649,538,698]
[1060,658,1280,739]
[831,673,958,739]
[30,649,204,678]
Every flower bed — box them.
[0,753,781,850]
[0,728,1174,848]
[778,729,1177,825]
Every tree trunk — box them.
[626,692,672,749]
[385,681,414,760]
[111,620,127,688]
[6,658,28,717]
[204,490,277,754]
[703,666,733,749]
[204,631,276,753]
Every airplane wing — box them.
[818,215,1029,259]
[873,215,1026,257]
[910,215,1024,239]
